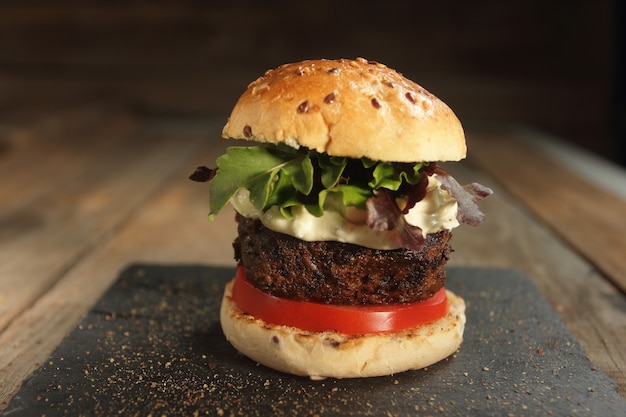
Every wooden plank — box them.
[513,127,626,200]
[0,110,217,333]
[0,107,139,331]
[446,158,626,397]
[0,106,138,215]
[463,130,626,294]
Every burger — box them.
[190,58,492,379]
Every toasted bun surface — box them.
[220,279,466,379]
[222,58,466,162]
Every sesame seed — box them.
[297,101,310,113]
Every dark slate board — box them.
[3,266,626,416]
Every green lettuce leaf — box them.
[369,162,424,190]
[208,143,428,219]
[317,153,347,188]
[208,145,312,217]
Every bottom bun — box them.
[220,278,466,379]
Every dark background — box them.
[1,0,623,165]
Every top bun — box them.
[222,58,466,162]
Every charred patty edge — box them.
[233,214,452,305]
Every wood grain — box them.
[465,131,626,294]
[0,110,211,332]
[0,108,137,330]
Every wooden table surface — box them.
[1,102,625,411]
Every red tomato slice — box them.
[230,266,448,334]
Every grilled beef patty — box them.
[233,214,453,305]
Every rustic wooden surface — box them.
[0,1,624,411]
[1,102,625,411]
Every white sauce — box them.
[229,175,459,250]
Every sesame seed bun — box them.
[220,279,466,379]
[222,58,466,162]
